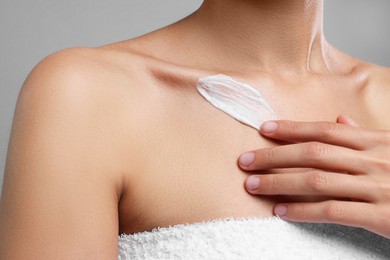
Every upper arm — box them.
[0,49,124,259]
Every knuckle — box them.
[317,122,337,138]
[262,148,275,166]
[323,202,345,220]
[303,142,328,160]
[373,208,390,235]
[307,172,329,193]
[294,204,306,219]
[370,158,390,173]
[377,181,390,200]
[285,121,300,137]
[380,160,390,173]
[270,176,283,192]
[371,131,390,147]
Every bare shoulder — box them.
[24,46,156,133]
[20,46,150,169]
[0,47,150,258]
[25,46,149,93]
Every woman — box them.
[0,0,389,258]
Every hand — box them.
[238,116,390,239]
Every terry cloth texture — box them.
[118,217,390,259]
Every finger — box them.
[239,142,366,174]
[273,201,382,233]
[245,172,376,202]
[337,115,360,127]
[260,120,374,150]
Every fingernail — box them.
[239,152,255,167]
[274,205,288,217]
[246,176,260,191]
[261,121,278,133]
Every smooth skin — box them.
[239,116,390,238]
[0,50,125,259]
[1,0,390,258]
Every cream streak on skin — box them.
[197,74,277,130]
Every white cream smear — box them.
[196,74,277,130]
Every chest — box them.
[118,77,382,234]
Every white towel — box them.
[118,217,390,259]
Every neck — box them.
[191,0,330,73]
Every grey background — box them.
[1,0,389,194]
